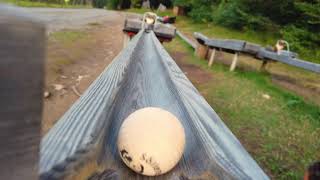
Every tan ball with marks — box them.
[117,107,185,176]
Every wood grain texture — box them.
[194,32,245,52]
[40,31,269,179]
[243,42,261,55]
[0,5,45,180]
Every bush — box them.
[188,4,212,23]
[92,0,107,8]
[131,0,142,8]
[281,25,320,63]
[212,1,245,29]
[173,0,191,7]
[107,0,119,9]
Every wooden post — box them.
[195,42,208,59]
[173,6,184,16]
[230,52,239,71]
[208,48,216,67]
[260,60,268,71]
[0,8,44,180]
[123,32,130,48]
[173,6,179,16]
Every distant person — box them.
[304,161,320,180]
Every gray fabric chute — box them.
[40,30,269,180]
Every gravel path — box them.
[23,8,124,32]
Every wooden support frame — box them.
[230,52,239,71]
[208,48,216,67]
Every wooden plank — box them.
[0,6,45,180]
[257,49,320,73]
[176,31,196,49]
[40,31,269,180]
[123,18,176,39]
[243,42,261,55]
[194,32,320,73]
[208,48,216,67]
[206,39,245,52]
[193,32,208,45]
[230,52,239,71]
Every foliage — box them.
[175,0,320,63]
[173,0,191,7]
[107,0,119,9]
[211,1,244,29]
[281,25,320,63]
[188,2,212,23]
[158,0,172,7]
[131,0,142,8]
[92,0,107,8]
[294,1,320,31]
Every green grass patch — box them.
[164,37,320,180]
[1,0,91,8]
[50,30,88,43]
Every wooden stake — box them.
[230,52,239,71]
[208,48,216,67]
[260,60,268,71]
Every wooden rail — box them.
[192,32,320,73]
[176,30,197,49]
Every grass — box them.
[0,0,91,8]
[51,30,88,43]
[47,30,89,75]
[164,37,320,179]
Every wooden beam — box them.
[230,52,239,71]
[0,7,44,180]
[208,48,216,67]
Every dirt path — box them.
[25,8,120,33]
[42,11,125,134]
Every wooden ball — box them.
[117,107,185,176]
